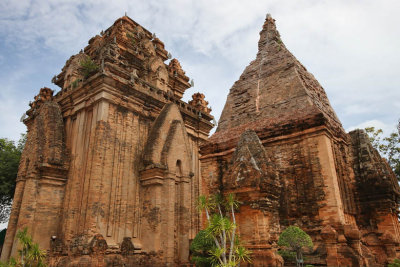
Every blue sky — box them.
[0,0,400,231]
[0,0,399,139]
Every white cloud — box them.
[0,67,30,142]
[0,222,8,231]
[0,0,399,140]
[346,119,397,136]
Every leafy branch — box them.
[365,127,400,180]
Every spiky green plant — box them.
[0,228,47,267]
[193,194,251,267]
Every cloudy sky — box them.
[0,0,399,230]
[1,0,400,143]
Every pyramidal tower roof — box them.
[211,14,344,145]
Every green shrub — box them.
[278,226,313,267]
[190,230,215,267]
[388,259,400,267]
[126,32,136,47]
[80,56,98,79]
[278,250,296,262]
[71,79,79,88]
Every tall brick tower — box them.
[1,16,214,266]
[200,14,400,266]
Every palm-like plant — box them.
[26,243,47,267]
[0,228,47,267]
[225,194,239,263]
[235,246,251,266]
[7,257,17,267]
[0,257,17,267]
[16,227,33,267]
[194,194,251,267]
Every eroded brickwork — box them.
[1,88,68,261]
[1,16,213,266]
[201,15,400,266]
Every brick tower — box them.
[1,16,213,266]
[200,14,400,266]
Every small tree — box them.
[195,194,251,267]
[278,226,313,267]
[0,134,26,223]
[365,127,400,181]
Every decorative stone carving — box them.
[89,234,108,254]
[121,237,135,256]
[189,93,211,114]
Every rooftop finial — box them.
[125,11,127,17]
[257,13,280,54]
[264,13,275,25]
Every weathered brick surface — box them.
[1,16,213,266]
[349,130,400,265]
[200,14,400,266]
[215,15,343,142]
[1,88,68,261]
